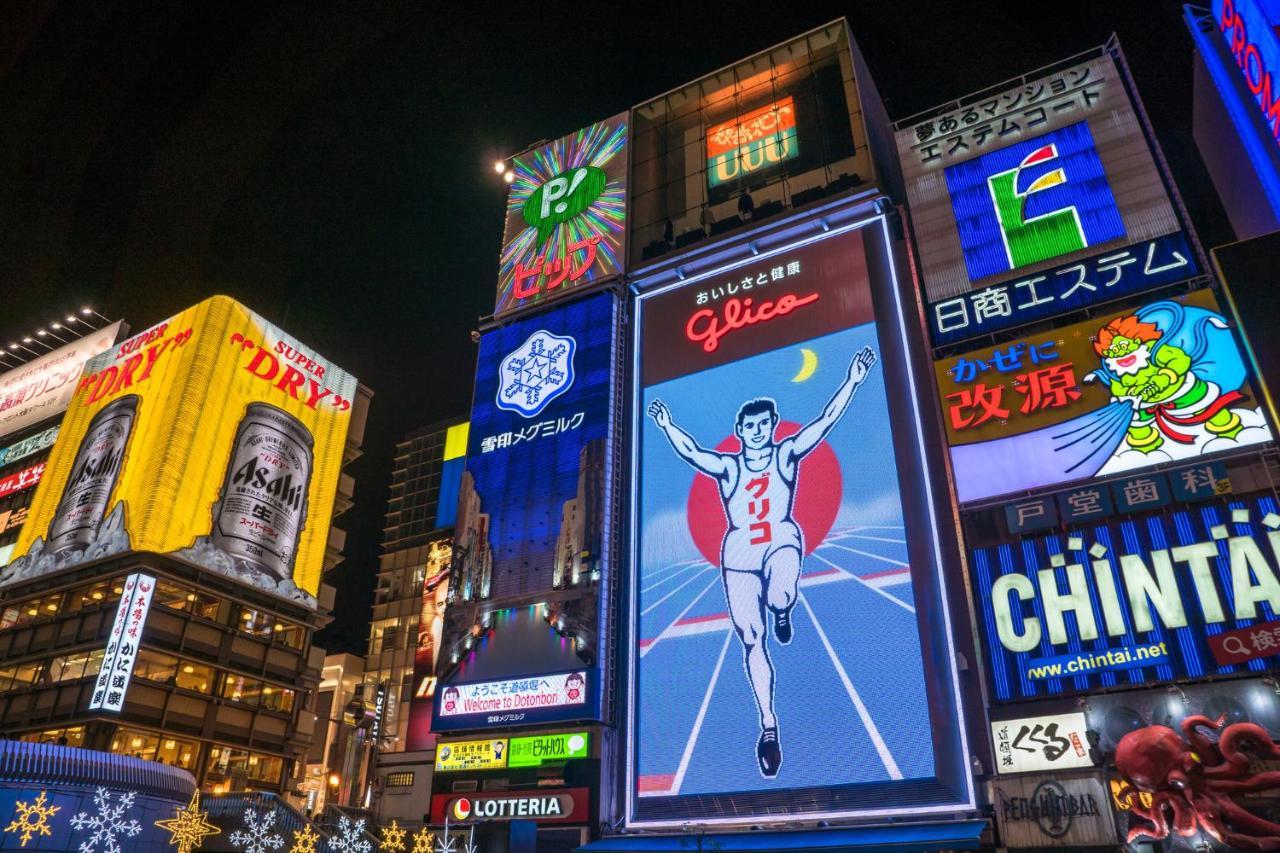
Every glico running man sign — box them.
[628,211,972,827]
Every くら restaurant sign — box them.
[994,773,1116,847]
[430,788,589,825]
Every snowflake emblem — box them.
[380,819,407,851]
[496,329,576,418]
[154,790,220,853]
[409,827,434,853]
[229,807,285,853]
[290,823,321,853]
[69,788,142,853]
[5,789,61,847]
[328,815,372,853]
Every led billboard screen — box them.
[706,97,799,188]
[935,288,1273,504]
[405,537,453,752]
[973,493,1280,702]
[495,114,628,318]
[0,296,357,608]
[0,322,121,442]
[628,216,971,826]
[432,291,618,732]
[895,48,1195,345]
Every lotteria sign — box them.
[430,789,589,825]
[973,494,1280,702]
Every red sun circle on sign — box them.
[686,420,842,567]
[452,798,471,821]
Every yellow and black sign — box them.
[435,738,509,772]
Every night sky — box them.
[0,0,1226,654]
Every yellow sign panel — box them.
[0,296,357,608]
[435,738,508,772]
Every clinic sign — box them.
[973,494,1280,702]
[895,48,1195,345]
[935,289,1272,504]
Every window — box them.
[153,579,220,620]
[50,649,105,682]
[0,592,65,630]
[206,746,284,786]
[234,605,304,649]
[21,726,85,747]
[109,726,199,769]
[132,650,211,693]
[68,577,126,612]
[385,772,414,788]
[0,661,43,690]
[221,674,295,713]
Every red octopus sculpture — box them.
[1114,714,1280,850]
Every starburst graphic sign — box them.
[154,790,220,853]
[496,330,576,418]
[495,113,628,317]
[5,790,60,847]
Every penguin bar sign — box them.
[430,789,589,825]
[973,494,1280,702]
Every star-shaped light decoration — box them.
[154,790,220,853]
[409,827,434,853]
[380,820,407,851]
[5,790,61,847]
[290,823,321,853]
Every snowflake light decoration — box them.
[290,823,321,853]
[496,329,576,418]
[228,807,285,853]
[328,815,372,853]
[409,827,434,853]
[69,787,142,853]
[380,819,407,851]
[154,790,220,853]
[5,790,61,847]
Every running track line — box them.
[640,574,723,658]
[642,566,714,616]
[842,533,907,545]
[809,552,914,614]
[670,629,735,796]
[641,561,708,594]
[641,558,703,585]
[799,590,903,780]
[823,542,908,567]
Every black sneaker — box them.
[757,727,782,777]
[773,606,794,645]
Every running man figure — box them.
[647,345,877,777]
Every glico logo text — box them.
[944,121,1125,281]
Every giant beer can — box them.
[46,395,138,554]
[210,402,314,581]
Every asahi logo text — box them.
[231,458,304,511]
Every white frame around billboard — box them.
[623,212,975,829]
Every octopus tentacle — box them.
[1182,714,1227,768]
[1126,791,1174,843]
[1218,796,1280,842]
[1205,722,1280,780]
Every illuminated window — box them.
[206,746,284,786]
[109,726,199,769]
[49,649,105,682]
[234,605,304,648]
[221,674,295,713]
[153,579,220,620]
[384,772,415,788]
[21,726,85,747]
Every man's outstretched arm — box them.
[647,399,731,479]
[789,345,877,459]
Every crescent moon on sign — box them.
[791,348,818,383]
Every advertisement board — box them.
[508,731,588,768]
[973,493,1280,702]
[895,49,1195,345]
[435,738,508,772]
[994,773,1116,848]
[495,113,628,318]
[405,537,453,752]
[991,712,1093,775]
[935,288,1273,504]
[430,789,589,825]
[89,572,155,712]
[706,97,799,188]
[0,323,121,442]
[628,215,971,826]
[433,731,589,772]
[0,297,357,608]
[0,426,59,468]
[431,291,618,733]
[0,462,44,501]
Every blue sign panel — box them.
[973,494,1280,702]
[928,231,1197,345]
[946,121,1125,282]
[432,292,617,732]
[1005,497,1059,534]
[1110,473,1172,513]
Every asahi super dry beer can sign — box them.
[0,296,356,608]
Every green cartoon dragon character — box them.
[1092,311,1244,454]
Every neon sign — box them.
[707,97,799,187]
[1217,0,1280,145]
[684,292,820,353]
